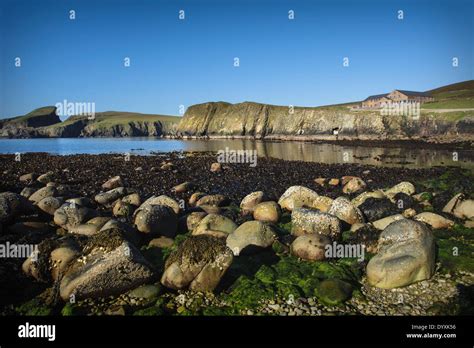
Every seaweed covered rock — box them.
[161,235,233,292]
[359,197,398,222]
[278,186,319,211]
[0,192,34,224]
[367,219,435,289]
[291,234,331,261]
[134,205,177,238]
[346,223,380,253]
[226,221,277,255]
[328,197,364,225]
[60,230,153,300]
[192,213,237,238]
[316,279,353,306]
[22,237,77,282]
[291,208,341,240]
[392,192,415,209]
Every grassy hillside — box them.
[423,80,474,109]
[1,106,57,124]
[46,111,180,129]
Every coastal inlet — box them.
[0,152,473,316]
[0,137,473,169]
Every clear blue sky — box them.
[0,0,472,118]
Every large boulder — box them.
[161,235,233,292]
[253,201,281,223]
[278,186,319,211]
[60,238,153,300]
[226,221,276,255]
[53,202,97,231]
[290,234,331,261]
[0,192,34,224]
[134,205,178,237]
[240,191,265,215]
[327,197,364,225]
[37,196,64,216]
[366,219,435,289]
[28,186,57,204]
[192,214,237,238]
[138,195,181,215]
[291,208,341,240]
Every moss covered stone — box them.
[316,279,353,306]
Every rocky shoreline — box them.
[0,152,473,316]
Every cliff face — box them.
[0,110,179,138]
[0,107,61,138]
[177,102,474,142]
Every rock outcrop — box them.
[176,101,474,142]
[0,109,179,138]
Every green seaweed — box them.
[15,298,52,316]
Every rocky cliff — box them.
[176,101,474,143]
[0,109,179,138]
[0,107,61,137]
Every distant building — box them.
[361,90,434,108]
